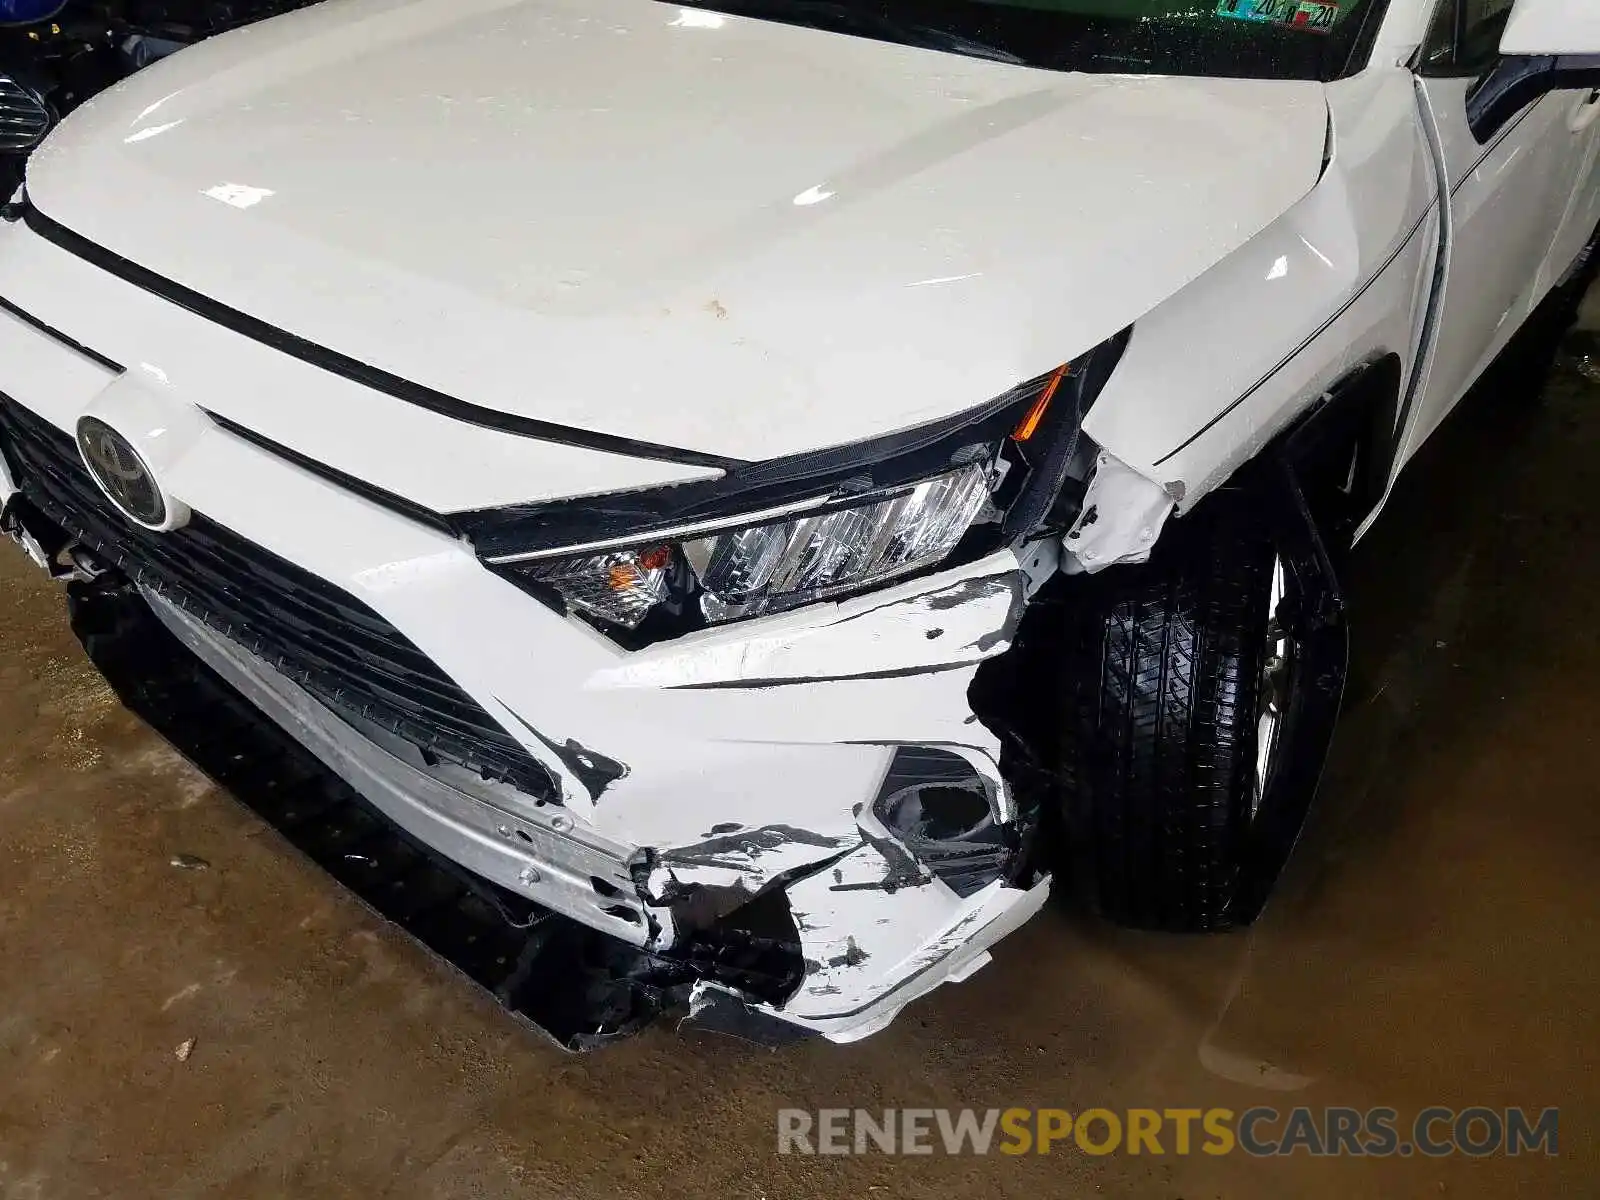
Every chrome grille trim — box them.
[0,74,51,152]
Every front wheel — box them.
[1053,494,1301,933]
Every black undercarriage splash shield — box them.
[66,579,804,1051]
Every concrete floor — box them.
[2,327,1598,1198]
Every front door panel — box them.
[1405,77,1591,457]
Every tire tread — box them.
[1057,497,1274,931]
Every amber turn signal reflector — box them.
[1012,364,1070,443]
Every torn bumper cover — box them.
[150,563,1050,1045]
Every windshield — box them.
[669,0,1380,80]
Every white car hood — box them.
[26,0,1330,464]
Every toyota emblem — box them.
[76,415,168,528]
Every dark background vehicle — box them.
[1,0,321,192]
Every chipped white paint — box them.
[4,0,1600,1044]
[772,863,1051,1041]
[643,824,862,911]
[1062,452,1176,574]
[589,553,1025,691]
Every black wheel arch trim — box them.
[1229,443,1349,925]
[1214,359,1399,922]
[1280,352,1406,544]
[17,199,745,473]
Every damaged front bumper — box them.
[1,371,1050,1046]
[143,580,1051,1044]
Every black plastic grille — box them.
[0,397,556,800]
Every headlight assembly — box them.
[460,333,1128,644]
[516,463,993,630]
[685,464,992,622]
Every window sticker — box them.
[1216,0,1340,33]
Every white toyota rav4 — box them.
[1,0,1597,1044]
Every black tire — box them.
[1055,495,1282,933]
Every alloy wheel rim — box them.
[1253,556,1292,813]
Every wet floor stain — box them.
[1,338,1597,1197]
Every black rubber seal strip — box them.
[0,289,463,535]
[203,409,461,537]
[0,293,123,374]
[20,201,745,473]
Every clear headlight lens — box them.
[686,466,990,622]
[518,545,675,629]
[516,464,992,631]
